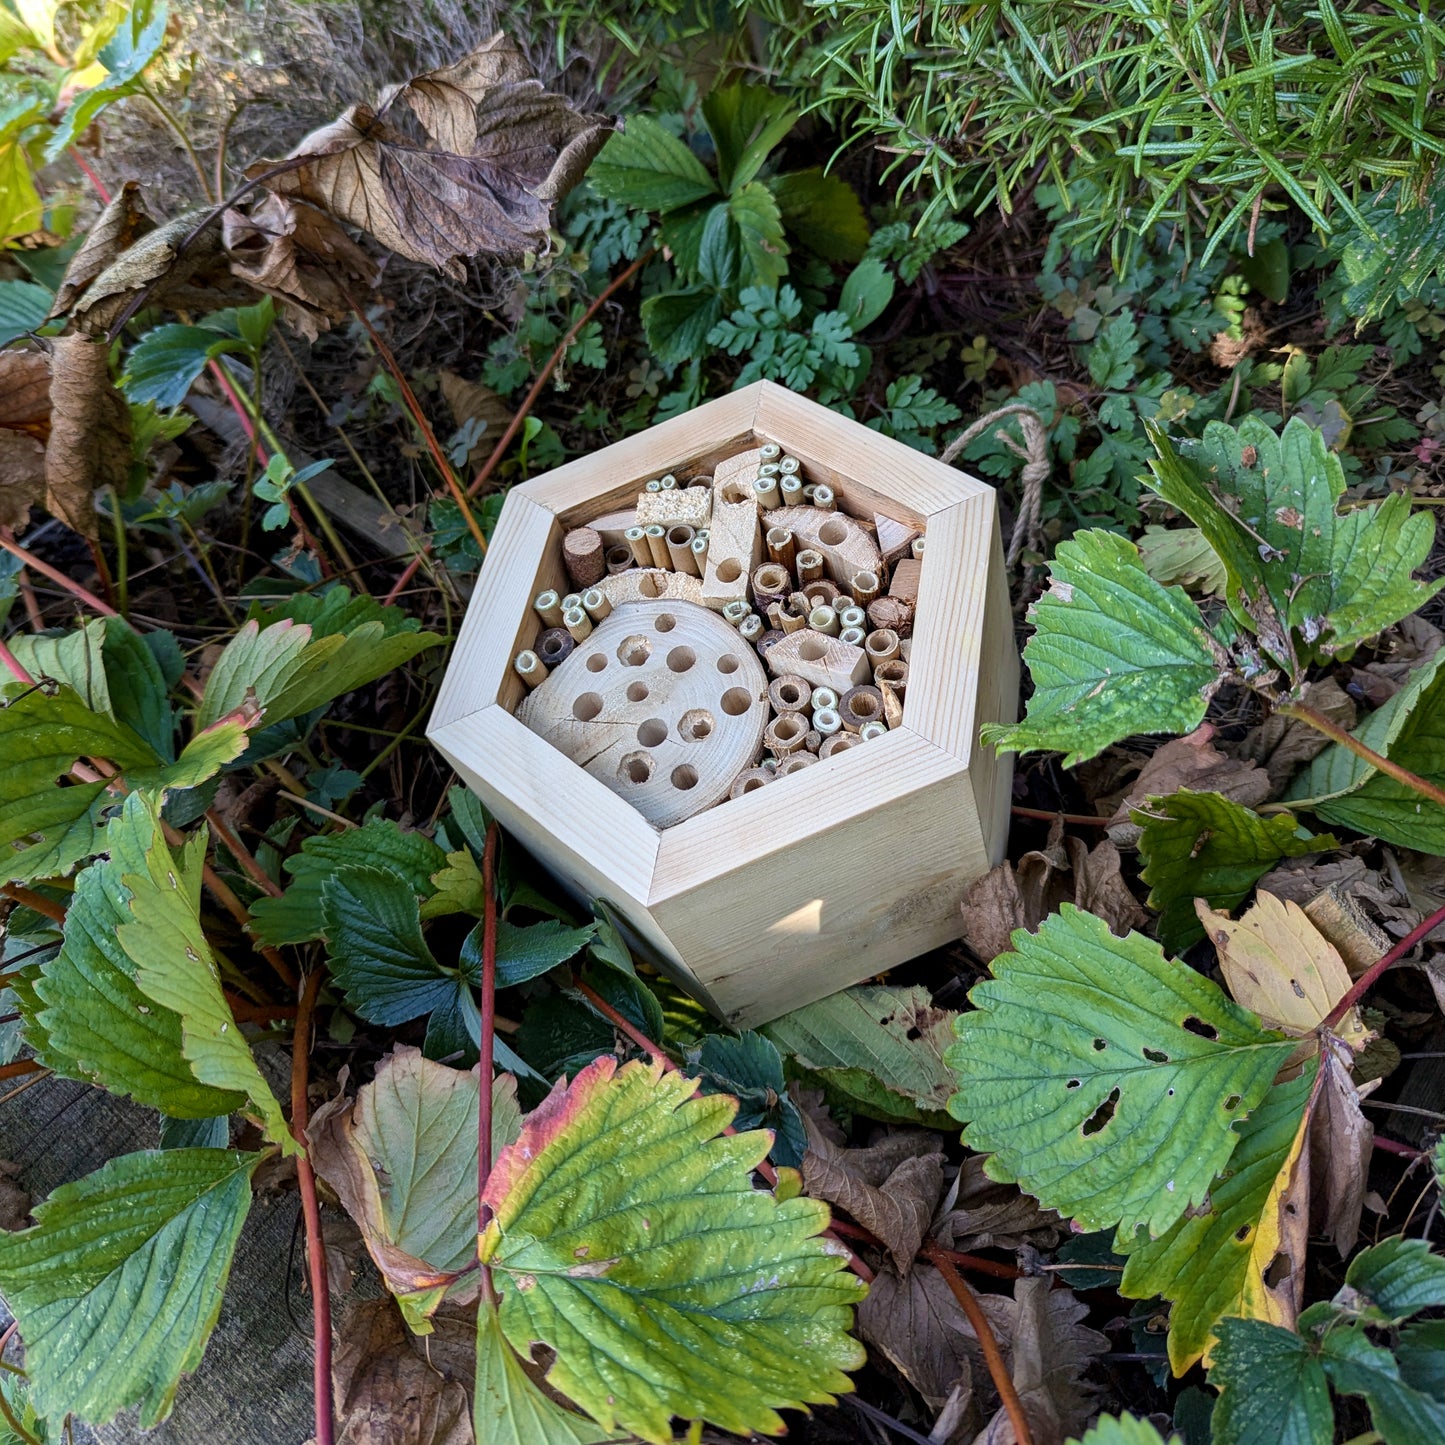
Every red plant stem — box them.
[923,1244,1035,1445]
[68,148,111,203]
[1010,806,1109,827]
[206,809,284,898]
[1374,1135,1425,1160]
[478,823,500,1304]
[0,1060,44,1082]
[0,532,117,617]
[829,1217,1023,1280]
[0,885,66,925]
[1284,702,1445,813]
[383,249,655,607]
[1322,900,1445,1031]
[291,969,334,1445]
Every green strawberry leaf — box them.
[691,1031,806,1168]
[480,1056,867,1443]
[641,287,725,366]
[0,1147,260,1427]
[1397,1320,1445,1399]
[1210,1317,1334,1445]
[1342,1236,1445,1322]
[250,816,447,945]
[728,180,789,290]
[1118,1069,1315,1372]
[587,116,717,214]
[1319,1324,1445,1440]
[26,801,244,1119]
[475,1297,627,1445]
[761,984,959,1126]
[1291,653,1445,853]
[980,530,1223,767]
[309,1045,520,1327]
[113,793,295,1151]
[946,905,1295,1239]
[461,917,596,989]
[1068,1414,1175,1445]
[320,866,455,1025]
[1135,790,1336,951]
[1145,416,1442,672]
[766,169,870,262]
[119,323,249,408]
[700,82,796,193]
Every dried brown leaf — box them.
[969,1279,1107,1445]
[439,369,510,466]
[0,1161,31,1232]
[332,1296,473,1445]
[61,210,230,335]
[800,1114,945,1271]
[224,193,379,340]
[1106,728,1271,846]
[0,347,52,429]
[961,823,1145,963]
[44,334,132,539]
[248,34,612,279]
[1235,678,1357,795]
[932,1157,1063,1253]
[0,430,46,530]
[1308,1041,1374,1255]
[50,181,155,318]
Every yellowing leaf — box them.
[1198,890,1369,1051]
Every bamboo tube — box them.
[812,484,836,511]
[605,544,634,574]
[514,650,547,688]
[563,606,593,642]
[645,524,670,568]
[561,593,583,614]
[778,454,801,475]
[667,525,699,574]
[691,534,709,569]
[813,706,842,738]
[797,549,824,582]
[626,526,651,566]
[534,590,565,627]
[777,752,818,774]
[780,474,804,505]
[860,720,888,741]
[769,676,812,714]
[722,600,752,628]
[911,537,925,558]
[739,615,764,645]
[838,605,867,632]
[759,442,782,462]
[802,484,818,505]
[767,526,797,571]
[644,478,662,492]
[849,569,881,606]
[754,473,781,509]
[820,732,860,758]
[730,768,773,799]
[811,687,839,713]
[776,597,808,633]
[804,730,822,753]
[839,627,866,646]
[581,588,612,622]
[839,684,885,733]
[659,474,678,489]
[866,629,901,666]
[809,605,840,636]
[753,562,792,614]
[766,713,809,755]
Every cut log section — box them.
[768,506,881,587]
[763,630,871,692]
[516,600,769,828]
[597,569,705,608]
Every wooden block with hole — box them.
[428,380,1017,1028]
[701,469,762,611]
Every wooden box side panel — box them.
[752,380,992,527]
[518,385,764,524]
[967,522,1020,866]
[649,734,979,1025]
[431,494,564,727]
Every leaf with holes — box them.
[1118,1068,1315,1372]
[309,1045,519,1327]
[761,984,959,1126]
[946,905,1295,1239]
[1134,790,1335,951]
[113,793,295,1151]
[980,530,1223,767]
[0,1147,260,1427]
[479,1055,866,1443]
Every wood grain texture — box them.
[516,601,769,828]
[766,505,880,587]
[649,729,984,1026]
[764,630,871,691]
[597,568,704,607]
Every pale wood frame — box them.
[428,381,1018,1026]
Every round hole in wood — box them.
[654,612,677,632]
[573,693,604,722]
[638,574,662,598]
[666,646,696,673]
[585,653,608,672]
[716,558,743,583]
[720,687,753,716]
[678,708,714,741]
[818,517,848,547]
[618,635,651,666]
[618,751,653,784]
[671,764,699,790]
[798,637,826,662]
[637,718,667,746]
[626,681,649,702]
[721,481,749,504]
[716,654,740,674]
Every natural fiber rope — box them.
[940,403,1050,566]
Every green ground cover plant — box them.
[0,2,1443,1442]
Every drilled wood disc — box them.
[516,600,769,828]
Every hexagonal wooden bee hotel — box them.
[427,380,1017,1028]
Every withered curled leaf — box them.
[44,335,132,539]
[50,182,155,319]
[246,34,613,278]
